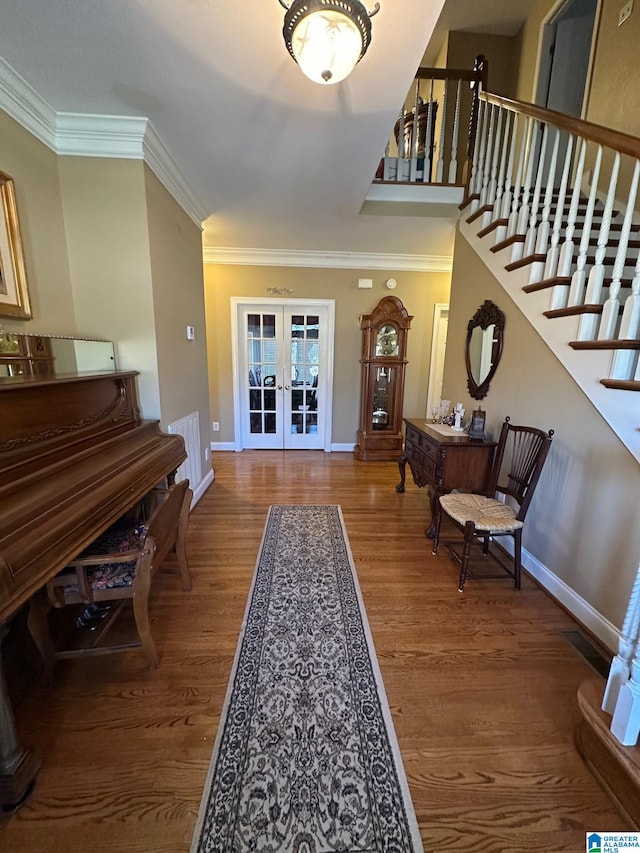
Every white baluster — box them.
[484,106,503,220]
[557,138,587,276]
[511,120,540,263]
[470,100,488,213]
[467,99,484,196]
[568,144,602,312]
[585,153,621,298]
[603,564,640,713]
[448,79,462,184]
[611,649,640,746]
[599,158,640,340]
[536,128,561,254]
[522,124,550,258]
[495,112,518,244]
[489,109,511,230]
[610,250,640,379]
[436,78,448,184]
[479,104,496,207]
[505,115,530,242]
[545,133,575,296]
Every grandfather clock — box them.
[354,295,412,461]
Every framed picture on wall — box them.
[0,170,32,319]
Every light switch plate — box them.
[186,325,195,340]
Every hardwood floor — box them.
[0,450,627,852]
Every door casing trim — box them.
[230,297,336,452]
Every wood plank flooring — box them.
[0,450,628,852]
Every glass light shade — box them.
[291,9,363,84]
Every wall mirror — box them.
[465,300,505,399]
[0,333,116,378]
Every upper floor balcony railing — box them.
[374,56,487,189]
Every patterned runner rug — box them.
[191,505,423,853]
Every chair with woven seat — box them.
[432,418,554,592]
[28,479,192,675]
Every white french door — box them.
[233,299,334,450]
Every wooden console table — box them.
[397,418,496,538]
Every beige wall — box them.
[1,108,210,486]
[204,264,451,445]
[0,111,75,334]
[443,232,640,633]
[57,156,161,417]
[446,31,521,99]
[517,0,640,137]
[145,168,211,469]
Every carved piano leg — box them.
[396,454,407,493]
[0,624,41,812]
[27,592,56,685]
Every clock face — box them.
[376,324,398,356]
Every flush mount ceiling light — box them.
[280,0,380,85]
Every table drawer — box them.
[405,441,436,487]
[418,432,438,463]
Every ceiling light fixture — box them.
[280,0,380,85]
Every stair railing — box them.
[465,92,640,389]
[375,56,487,187]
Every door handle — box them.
[277,384,283,390]
[285,384,290,390]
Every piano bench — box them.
[27,479,193,678]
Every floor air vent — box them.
[560,630,610,679]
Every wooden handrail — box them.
[482,92,640,161]
[416,67,485,83]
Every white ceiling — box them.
[0,0,533,261]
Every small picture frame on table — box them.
[468,407,486,440]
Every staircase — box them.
[459,92,640,462]
[368,63,640,460]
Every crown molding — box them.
[202,247,453,272]
[0,57,206,228]
[55,112,149,158]
[142,124,208,226]
[0,56,57,147]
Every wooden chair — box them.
[28,480,192,675]
[432,418,554,592]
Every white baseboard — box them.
[501,539,619,654]
[191,468,214,506]
[211,441,356,452]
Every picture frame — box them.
[468,407,486,440]
[0,170,32,319]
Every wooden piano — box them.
[0,370,186,809]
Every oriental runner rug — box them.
[191,505,423,853]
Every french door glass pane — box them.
[289,313,320,436]
[247,313,278,435]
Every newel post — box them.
[462,54,487,193]
[603,563,640,745]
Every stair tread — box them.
[466,204,493,224]
[569,339,640,350]
[601,379,640,391]
[523,277,571,293]
[544,305,624,319]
